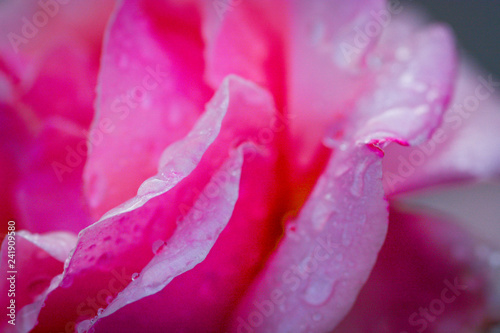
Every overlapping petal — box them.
[334,207,493,333]
[232,8,456,332]
[13,117,92,233]
[383,61,500,194]
[83,0,213,218]
[0,231,76,332]
[32,76,282,332]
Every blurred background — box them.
[408,0,500,77]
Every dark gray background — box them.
[407,0,500,77]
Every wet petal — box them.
[32,76,281,332]
[83,0,213,218]
[287,3,455,178]
[14,117,92,234]
[79,148,244,332]
[201,0,287,107]
[21,41,100,127]
[335,207,495,333]
[0,231,76,332]
[383,62,500,194]
[232,9,456,332]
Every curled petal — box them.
[32,76,282,332]
[233,7,456,332]
[383,62,500,194]
[0,231,76,333]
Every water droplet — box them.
[323,122,345,150]
[303,279,335,306]
[152,240,167,254]
[312,203,332,231]
[350,159,368,197]
[285,222,299,239]
[312,313,323,321]
[131,273,140,281]
[323,136,341,149]
[97,308,104,316]
[105,296,113,304]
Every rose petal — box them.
[21,41,99,127]
[14,117,92,233]
[83,0,213,218]
[0,0,113,56]
[287,3,455,178]
[0,231,76,332]
[32,75,282,332]
[0,102,31,228]
[201,0,287,107]
[79,147,244,332]
[232,8,456,332]
[334,207,492,333]
[383,61,500,194]
[286,0,384,174]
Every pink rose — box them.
[1,0,499,332]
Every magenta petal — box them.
[383,62,500,194]
[232,10,457,333]
[287,4,455,175]
[335,208,491,333]
[21,41,99,127]
[32,76,280,332]
[83,0,213,218]
[14,118,92,233]
[0,231,76,332]
[79,148,244,332]
[233,145,387,332]
[287,0,385,171]
[0,102,31,226]
[201,0,287,107]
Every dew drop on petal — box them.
[152,239,167,254]
[303,279,336,306]
[350,159,368,197]
[97,308,104,316]
[131,273,139,281]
